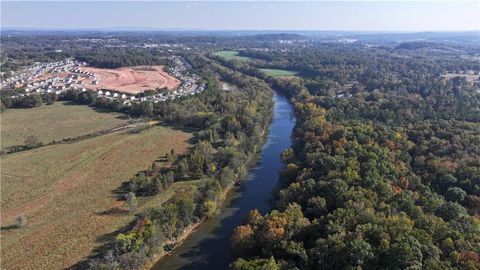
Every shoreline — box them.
[141,221,203,270]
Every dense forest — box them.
[230,46,480,269]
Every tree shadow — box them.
[0,225,18,231]
[95,207,129,216]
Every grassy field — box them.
[259,68,298,77]
[1,101,129,149]
[214,50,251,61]
[0,126,192,270]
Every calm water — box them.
[152,93,295,270]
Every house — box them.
[97,90,104,95]
[129,96,136,101]
[105,91,111,96]
[113,93,119,98]
[121,94,128,99]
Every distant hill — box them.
[395,41,449,50]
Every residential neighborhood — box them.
[0,57,205,106]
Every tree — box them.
[132,101,153,116]
[16,215,27,228]
[445,187,467,203]
[19,94,42,108]
[126,192,137,212]
[231,224,255,257]
[24,135,40,148]
[230,257,279,270]
[436,202,468,221]
[176,159,189,179]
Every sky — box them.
[1,1,479,31]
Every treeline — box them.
[81,56,274,270]
[1,89,58,112]
[230,47,480,269]
[75,48,168,68]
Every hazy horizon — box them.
[1,1,479,32]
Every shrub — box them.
[16,215,27,228]
[126,192,137,212]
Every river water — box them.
[152,93,295,270]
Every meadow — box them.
[214,50,251,61]
[1,101,129,149]
[259,68,298,77]
[0,125,192,270]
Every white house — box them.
[121,94,128,99]
[97,90,104,95]
[105,91,111,96]
[113,93,119,97]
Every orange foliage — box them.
[265,216,287,240]
[437,160,459,171]
[384,139,396,151]
[460,251,479,263]
[391,184,403,194]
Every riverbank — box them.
[142,111,271,270]
[151,93,295,270]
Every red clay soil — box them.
[81,65,180,94]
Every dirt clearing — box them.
[82,65,181,94]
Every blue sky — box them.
[1,1,479,31]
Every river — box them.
[151,92,295,270]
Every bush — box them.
[16,215,27,228]
[126,192,137,212]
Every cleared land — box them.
[0,101,128,149]
[214,50,251,61]
[441,72,480,83]
[259,68,298,77]
[82,65,181,94]
[0,125,192,270]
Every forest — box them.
[229,45,480,269]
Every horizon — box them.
[1,1,479,32]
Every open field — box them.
[0,126,192,270]
[1,101,129,149]
[259,68,298,77]
[82,65,181,94]
[441,72,480,83]
[214,50,251,61]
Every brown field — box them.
[0,126,192,270]
[82,65,181,94]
